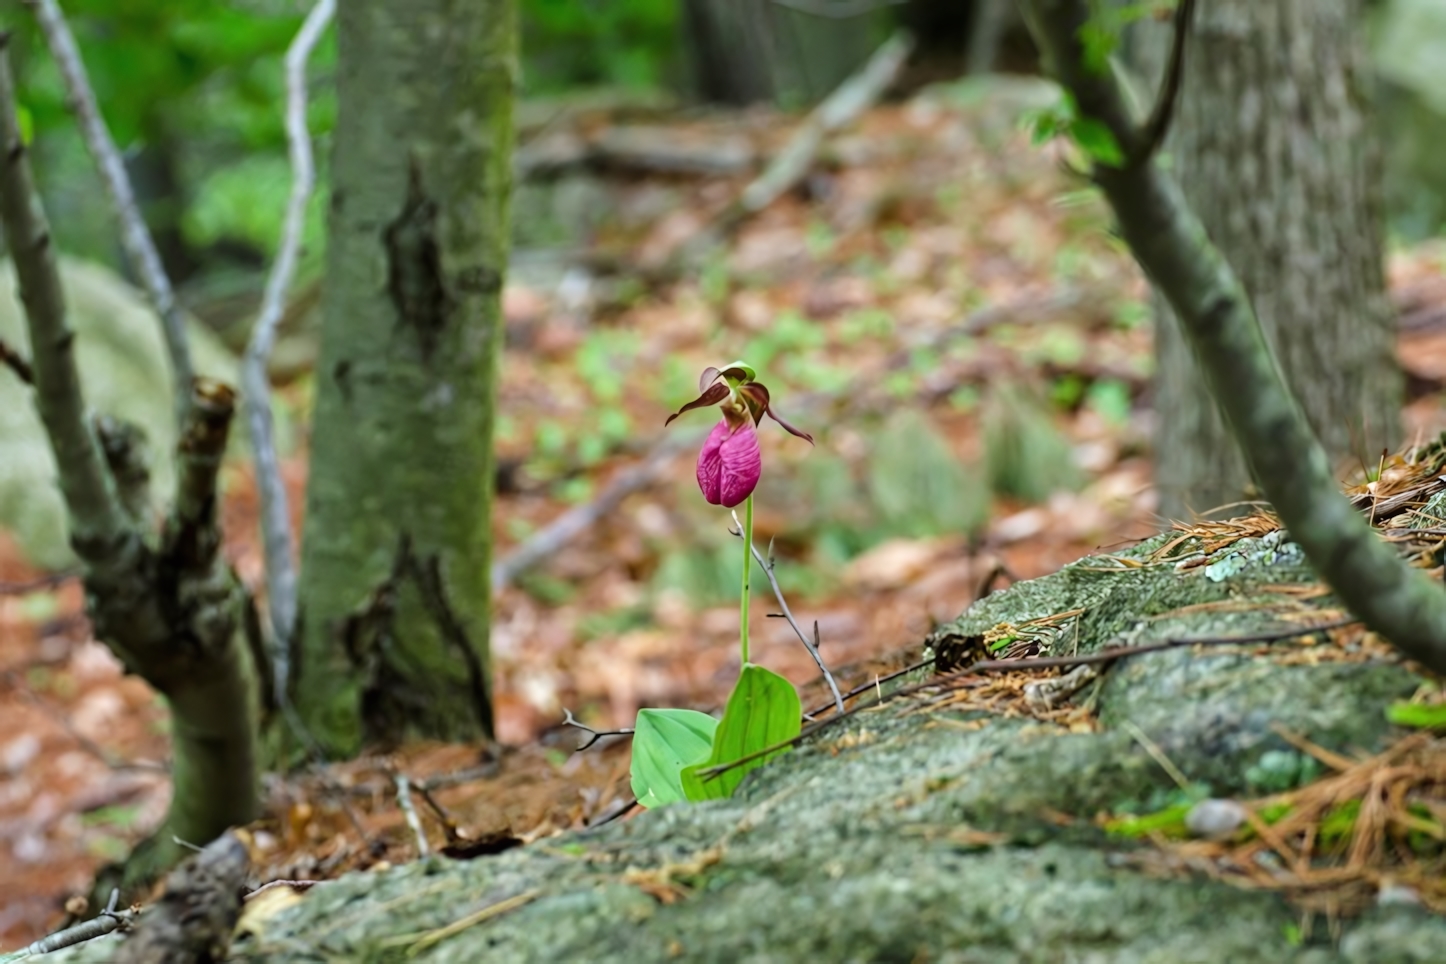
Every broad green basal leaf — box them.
[681,664,802,802]
[630,708,719,809]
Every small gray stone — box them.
[1185,798,1247,839]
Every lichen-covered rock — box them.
[0,257,238,567]
[49,527,1446,962]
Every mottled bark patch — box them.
[383,160,451,360]
[337,534,495,744]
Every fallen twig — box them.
[0,890,135,962]
[733,30,913,219]
[26,0,194,426]
[491,432,697,591]
[560,707,634,751]
[244,0,333,701]
[395,773,430,858]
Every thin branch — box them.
[0,335,34,383]
[395,773,430,857]
[560,707,634,751]
[491,432,696,591]
[0,890,136,962]
[728,516,845,717]
[246,0,333,699]
[26,0,194,428]
[0,35,133,560]
[1129,0,1195,167]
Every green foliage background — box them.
[4,0,681,267]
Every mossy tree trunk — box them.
[1144,0,1399,518]
[292,0,514,756]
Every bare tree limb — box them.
[25,0,194,428]
[0,890,137,962]
[0,334,34,383]
[1129,0,1195,167]
[0,33,133,561]
[1019,0,1446,674]
[246,0,333,700]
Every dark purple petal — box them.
[765,404,814,444]
[696,417,762,507]
[742,382,814,444]
[665,381,730,426]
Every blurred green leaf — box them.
[867,410,989,538]
[983,380,1082,502]
[1070,117,1124,167]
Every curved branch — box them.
[1129,0,1195,167]
[25,0,194,428]
[1019,0,1446,673]
[0,35,132,561]
[245,0,334,699]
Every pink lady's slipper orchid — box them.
[665,362,813,508]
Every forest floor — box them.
[5,78,1446,949]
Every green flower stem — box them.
[740,494,753,667]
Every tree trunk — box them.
[293,0,513,756]
[1145,0,1399,518]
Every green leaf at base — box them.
[630,708,719,809]
[681,664,802,802]
[1387,700,1446,731]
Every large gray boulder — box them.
[0,257,238,568]
[49,527,1446,962]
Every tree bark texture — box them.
[295,0,514,755]
[1145,0,1398,518]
